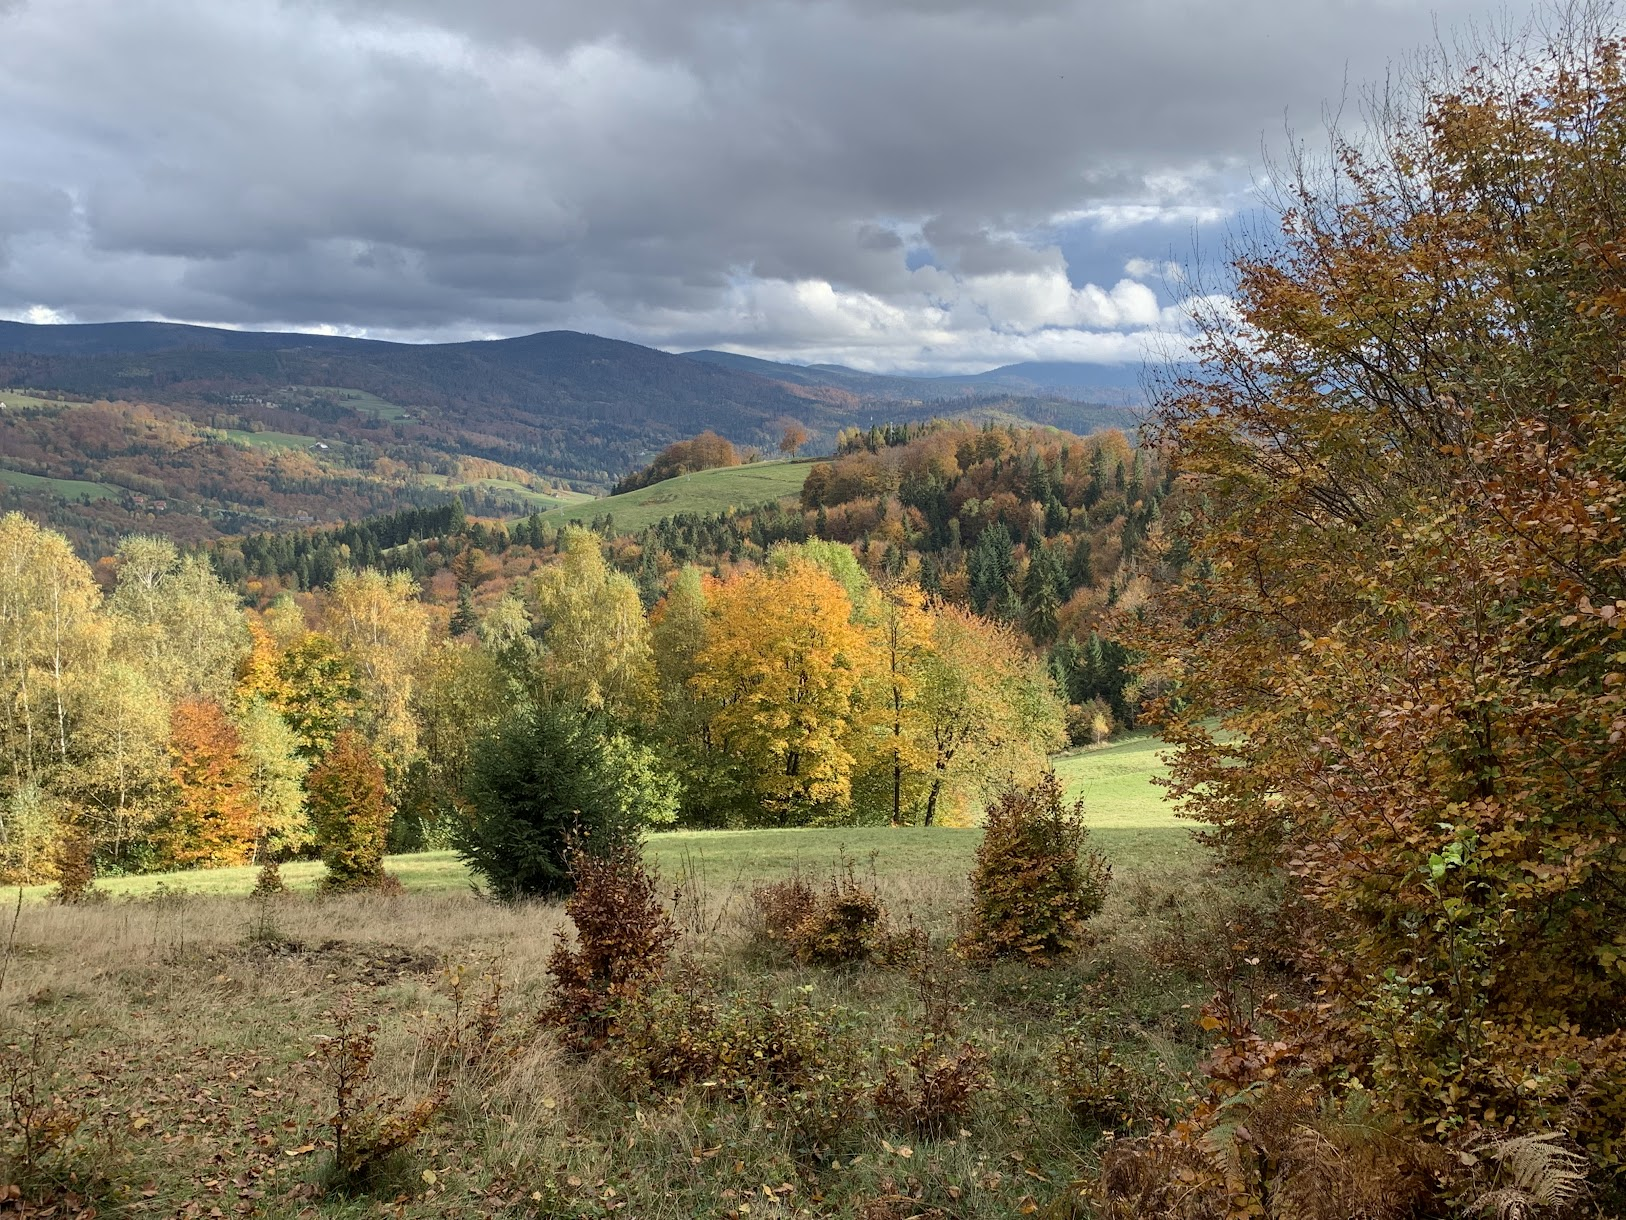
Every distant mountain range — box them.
[0,320,1151,549]
[680,349,1149,405]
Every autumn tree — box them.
[159,698,257,868]
[0,514,102,792]
[323,567,429,766]
[67,660,171,867]
[235,698,310,860]
[778,423,810,457]
[868,583,936,825]
[396,640,509,849]
[108,535,248,700]
[915,604,1064,826]
[691,557,876,823]
[532,527,655,718]
[306,729,393,891]
[1137,17,1626,1163]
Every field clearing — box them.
[541,459,816,534]
[295,385,414,420]
[0,389,86,411]
[461,477,577,512]
[222,428,326,450]
[0,734,1221,1218]
[0,467,122,501]
[14,735,1192,903]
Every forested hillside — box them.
[202,420,1160,738]
[0,391,578,556]
[0,325,1139,498]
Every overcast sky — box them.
[0,0,1532,372]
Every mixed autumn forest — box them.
[4,14,1626,1220]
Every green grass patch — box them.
[1054,732,1199,868]
[0,467,122,501]
[540,459,815,534]
[294,385,413,420]
[18,735,1194,902]
[221,428,326,450]
[460,477,573,512]
[0,389,86,411]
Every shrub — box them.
[307,730,394,892]
[751,874,818,942]
[454,705,671,900]
[615,967,870,1149]
[955,773,1109,965]
[423,962,516,1082]
[1093,1081,1449,1220]
[542,843,678,1053]
[752,859,888,966]
[1055,1017,1159,1132]
[311,999,447,1191]
[0,1024,85,1197]
[874,1037,989,1137]
[48,829,98,905]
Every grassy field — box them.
[222,427,328,450]
[0,389,86,412]
[541,459,816,534]
[0,735,1229,1218]
[17,735,1188,903]
[0,467,122,501]
[296,385,414,420]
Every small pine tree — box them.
[448,585,477,637]
[453,705,646,900]
[307,730,394,891]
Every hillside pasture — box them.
[0,467,122,501]
[541,459,816,534]
[0,389,87,412]
[221,427,329,450]
[293,385,415,420]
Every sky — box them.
[0,0,1535,373]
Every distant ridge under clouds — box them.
[0,0,1538,370]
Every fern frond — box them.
[1474,1185,1536,1220]
[1471,1131,1590,1218]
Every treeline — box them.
[0,512,1068,887]
[197,421,1165,741]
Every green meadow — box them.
[0,467,122,501]
[15,733,1189,902]
[540,459,816,534]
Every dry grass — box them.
[1,854,1224,1217]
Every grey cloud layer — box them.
[0,0,1529,368]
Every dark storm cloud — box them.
[0,0,1538,367]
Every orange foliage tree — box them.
[161,698,257,868]
[1137,20,1626,1166]
[307,729,393,891]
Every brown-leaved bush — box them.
[753,860,888,966]
[1126,13,1626,1194]
[955,774,1109,965]
[542,841,678,1053]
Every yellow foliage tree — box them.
[532,527,655,718]
[323,568,428,764]
[869,583,937,825]
[691,558,877,822]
